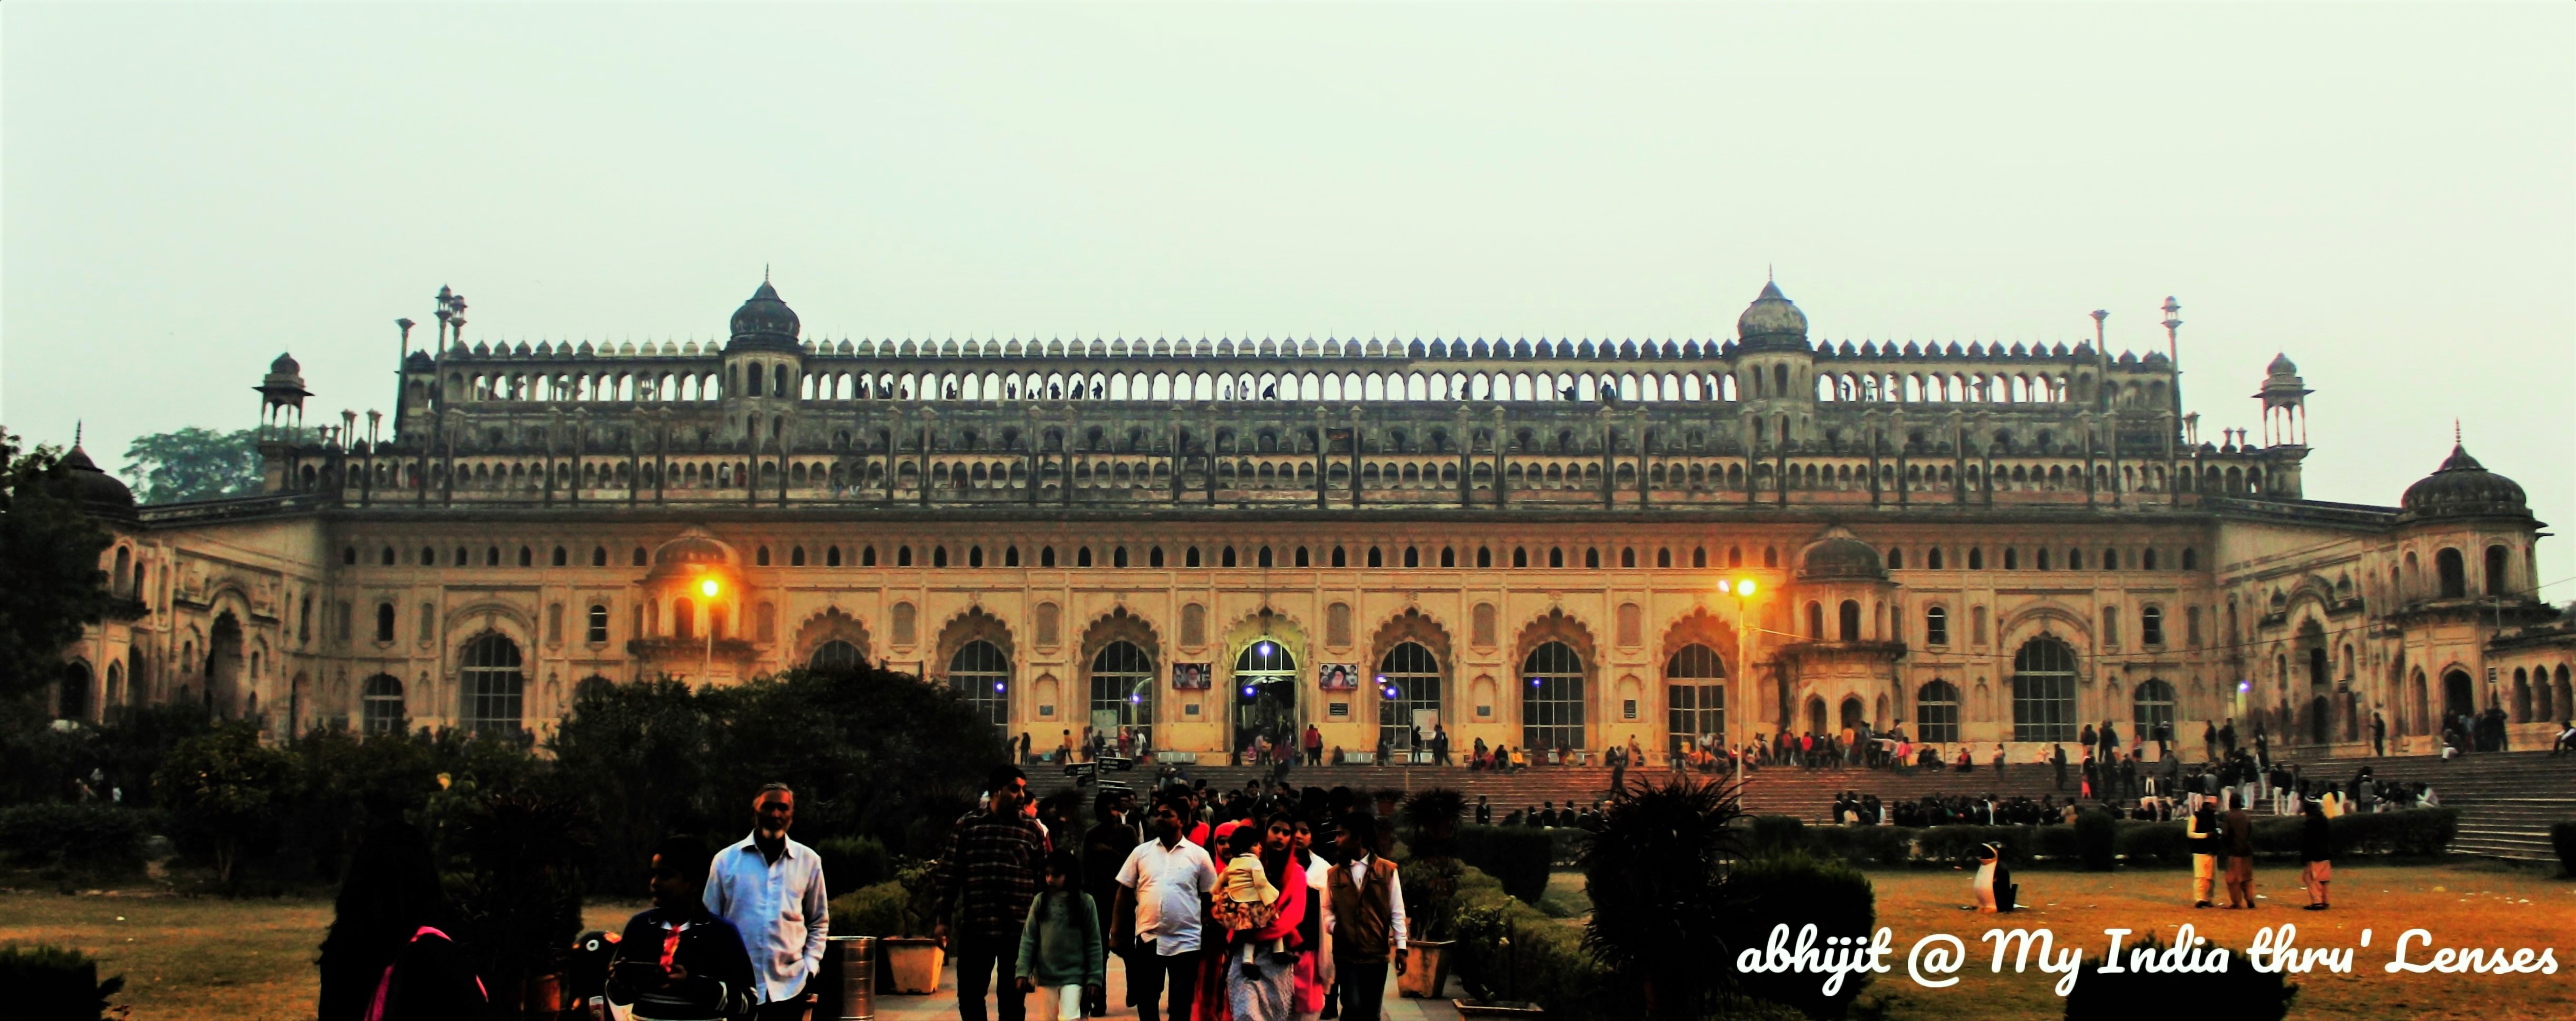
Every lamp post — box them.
[700,576,721,682]
[1720,577,1759,791]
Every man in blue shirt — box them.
[706,782,831,1020]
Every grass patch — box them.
[0,886,651,1021]
[1537,870,1592,919]
[1852,860,2575,1020]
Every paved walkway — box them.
[862,954,1461,1020]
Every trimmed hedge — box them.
[0,804,152,876]
[2075,809,2119,871]
[1445,864,1605,1018]
[1454,824,1557,904]
[826,880,912,938]
[1750,808,2460,869]
[0,944,123,1021]
[1720,852,1877,1019]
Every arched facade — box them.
[47,282,2571,758]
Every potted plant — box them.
[1397,789,1467,998]
[878,857,946,994]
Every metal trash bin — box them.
[824,935,877,1020]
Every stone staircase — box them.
[1035,751,2576,863]
[1030,757,2087,824]
[2268,749,2576,862]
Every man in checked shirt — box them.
[934,763,1050,1021]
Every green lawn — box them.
[0,888,650,1021]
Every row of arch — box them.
[383,452,2223,501]
[444,364,2103,409]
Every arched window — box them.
[586,604,609,643]
[1837,600,1862,641]
[673,597,696,640]
[375,602,396,642]
[361,673,405,736]
[1915,680,1960,743]
[2484,544,2510,595]
[1378,641,1443,758]
[950,640,1011,741]
[1664,644,1725,759]
[1091,640,1157,748]
[2436,548,2466,599]
[1520,640,1586,751]
[460,634,525,737]
[57,662,91,721]
[810,640,863,670]
[1924,606,1950,645]
[2010,637,2078,742]
[1806,602,1826,638]
[2132,678,2177,740]
[2140,606,2165,646]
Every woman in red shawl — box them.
[1195,812,1309,1021]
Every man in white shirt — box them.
[1113,793,1218,1021]
[1327,815,1405,1021]
[705,782,831,1020]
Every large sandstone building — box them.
[48,280,2575,762]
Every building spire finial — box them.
[764,263,770,284]
[74,420,82,448]
[2454,418,2462,445]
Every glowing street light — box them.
[1720,575,1761,791]
[697,575,722,682]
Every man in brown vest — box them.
[1327,814,1406,1021]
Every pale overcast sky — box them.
[5,2,2570,591]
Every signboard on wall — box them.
[1318,663,1360,690]
[1172,662,1212,689]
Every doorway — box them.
[1233,639,1299,761]
[2442,670,2475,725]
[207,611,244,716]
[1839,696,1867,735]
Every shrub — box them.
[1582,776,1743,1019]
[1806,824,1911,867]
[2554,822,2576,879]
[0,944,123,1021]
[817,835,891,892]
[1447,869,1605,1018]
[828,880,912,938]
[2075,809,2117,871]
[1748,814,1808,857]
[2061,934,2297,1020]
[153,722,296,884]
[2113,821,2188,867]
[1455,824,1556,904]
[1400,787,1467,860]
[0,804,149,876]
[1719,853,1876,1020]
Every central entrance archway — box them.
[1233,638,1299,760]
[2441,669,2475,725]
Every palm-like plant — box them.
[1578,775,1744,1020]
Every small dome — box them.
[56,445,137,519]
[727,281,802,352]
[650,527,736,577]
[1798,526,1884,580]
[2266,352,2299,377]
[1737,281,1809,341]
[269,352,302,375]
[2399,443,2528,521]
